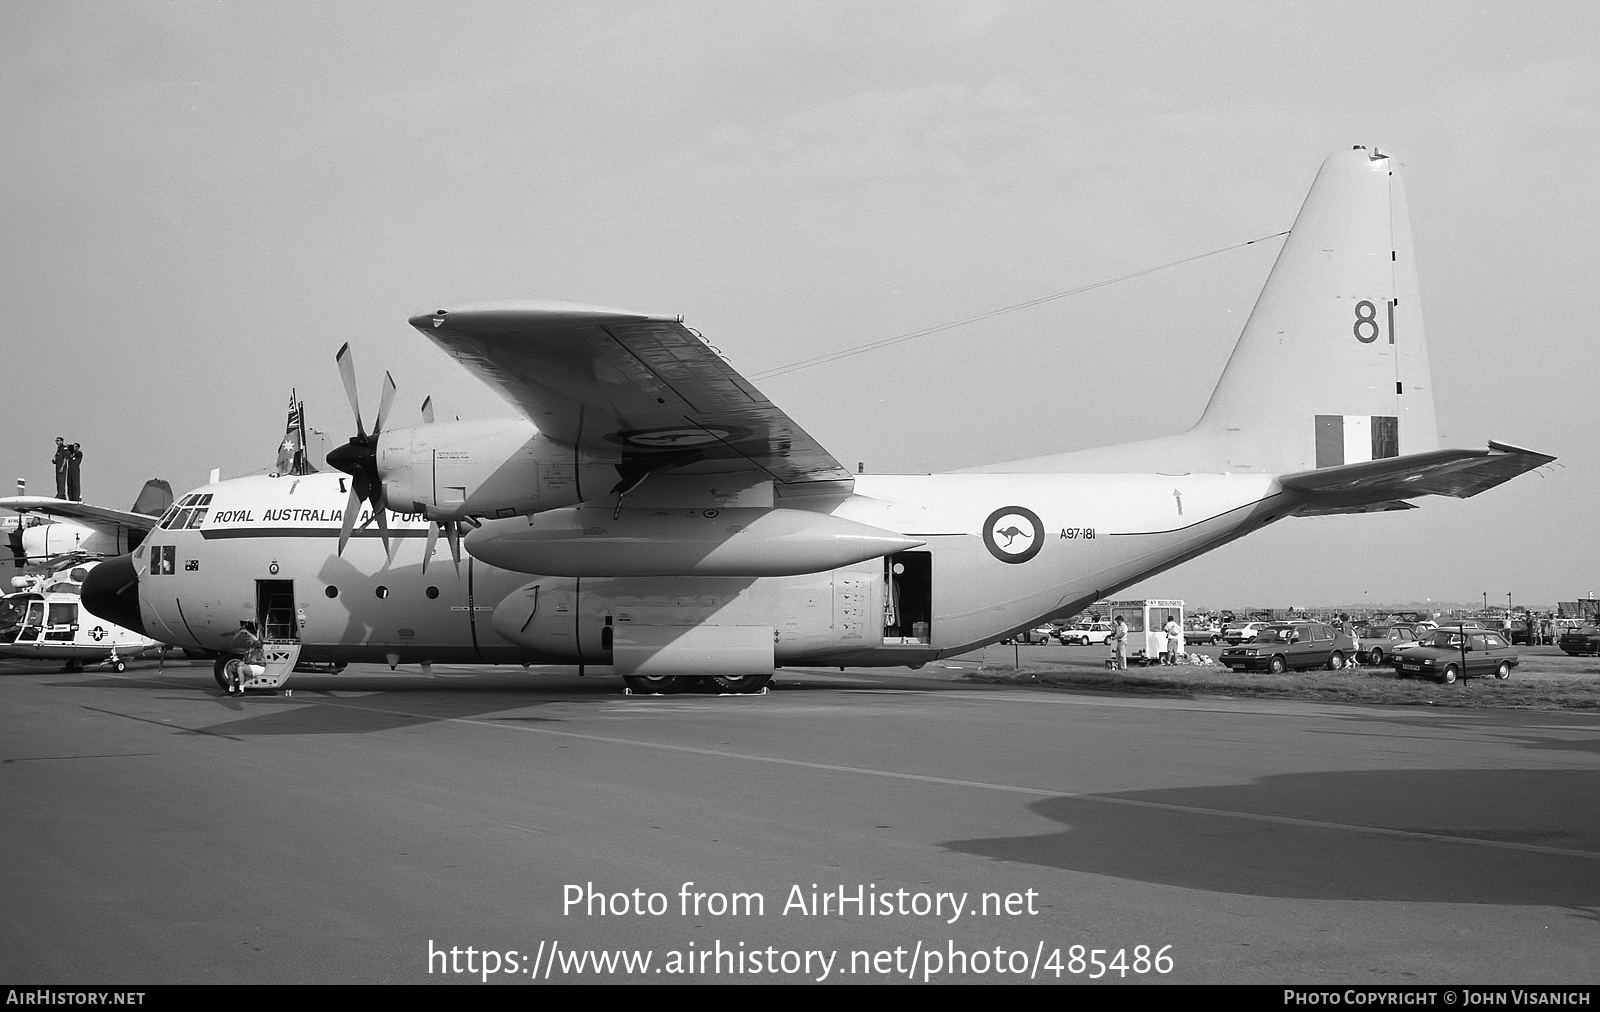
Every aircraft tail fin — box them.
[1190,145,1439,473]
[993,146,1457,477]
[130,479,174,517]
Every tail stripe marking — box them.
[1316,415,1399,468]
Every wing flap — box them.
[410,302,853,490]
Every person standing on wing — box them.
[52,438,69,499]
[66,443,83,502]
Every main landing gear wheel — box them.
[622,674,695,695]
[706,672,773,694]
[213,655,236,690]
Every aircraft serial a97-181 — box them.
[83,147,1553,695]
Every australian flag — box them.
[276,390,316,475]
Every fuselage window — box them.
[375,586,389,600]
[325,586,338,599]
[425,586,439,599]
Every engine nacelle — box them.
[377,419,611,521]
[21,521,124,561]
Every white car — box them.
[1222,622,1269,645]
[1060,622,1114,646]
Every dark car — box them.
[1357,624,1422,666]
[1219,622,1356,673]
[1392,626,1518,684]
[1558,625,1600,656]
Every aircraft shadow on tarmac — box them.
[43,661,927,738]
[42,661,960,738]
[946,769,1600,907]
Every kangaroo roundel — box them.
[983,506,1044,564]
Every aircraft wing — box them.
[0,497,161,533]
[409,302,854,491]
[1281,441,1555,514]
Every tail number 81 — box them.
[1354,300,1395,345]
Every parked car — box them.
[1184,620,1222,645]
[1002,624,1058,645]
[1219,622,1356,673]
[1392,626,1518,684]
[1222,622,1269,645]
[1558,625,1600,656]
[1060,621,1114,646]
[1357,624,1422,666]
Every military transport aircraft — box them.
[0,484,173,670]
[3,479,172,571]
[82,147,1554,694]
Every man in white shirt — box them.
[1163,617,1184,664]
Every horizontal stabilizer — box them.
[1281,441,1554,513]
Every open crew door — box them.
[244,579,301,690]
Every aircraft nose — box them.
[81,554,147,637]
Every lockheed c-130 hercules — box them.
[84,147,1553,694]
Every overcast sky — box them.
[3,1,1595,610]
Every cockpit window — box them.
[184,508,208,529]
[0,598,25,644]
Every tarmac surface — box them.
[3,654,1598,984]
